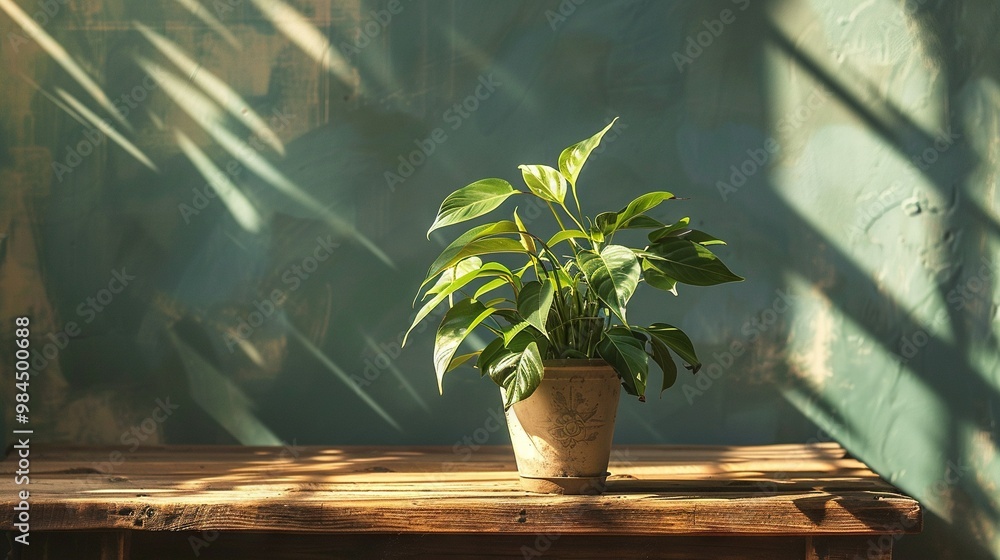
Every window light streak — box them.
[136,56,394,268]
[170,330,284,445]
[362,333,431,413]
[287,321,403,433]
[19,73,86,125]
[134,21,283,155]
[249,0,355,85]
[0,0,131,130]
[55,88,159,172]
[175,129,264,233]
[172,0,242,50]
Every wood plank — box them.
[4,490,920,535]
[0,444,921,538]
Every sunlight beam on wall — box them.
[287,320,403,433]
[173,0,242,50]
[55,88,159,172]
[134,21,283,155]
[175,129,264,233]
[249,0,355,85]
[136,56,394,268]
[0,0,132,130]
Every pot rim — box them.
[542,358,611,368]
[540,359,617,378]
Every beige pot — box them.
[502,359,621,494]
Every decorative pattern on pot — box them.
[548,378,602,449]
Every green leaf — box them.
[427,179,519,237]
[648,217,690,243]
[577,245,641,323]
[476,337,507,374]
[425,257,482,298]
[596,191,675,235]
[559,117,618,190]
[589,225,605,244]
[480,297,509,309]
[645,238,743,286]
[616,191,675,228]
[446,351,481,373]
[473,277,510,301]
[619,215,666,230]
[513,208,536,253]
[516,279,555,336]
[594,211,618,235]
[421,221,521,289]
[648,221,726,246]
[485,328,546,374]
[433,299,497,393]
[641,259,678,295]
[647,336,678,394]
[518,164,567,204]
[406,262,511,346]
[680,229,727,246]
[500,342,544,409]
[645,323,701,373]
[502,321,533,345]
[546,229,589,248]
[424,237,528,286]
[596,326,648,398]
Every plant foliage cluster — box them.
[406,119,743,409]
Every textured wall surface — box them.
[0,0,998,557]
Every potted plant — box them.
[404,118,743,494]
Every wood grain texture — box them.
[0,443,921,537]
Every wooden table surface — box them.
[1,443,921,559]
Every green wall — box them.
[1,0,998,557]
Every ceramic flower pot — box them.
[502,359,621,494]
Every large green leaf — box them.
[427,179,519,237]
[424,237,528,286]
[499,342,545,409]
[596,326,648,398]
[645,323,701,373]
[516,279,555,335]
[558,118,618,190]
[577,245,640,323]
[433,298,497,392]
[405,262,511,345]
[421,221,521,289]
[518,164,566,204]
[645,238,743,286]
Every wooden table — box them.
[1,443,920,559]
